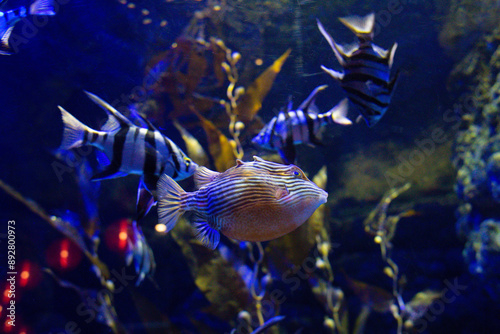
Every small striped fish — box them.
[157,156,328,249]
[1,0,56,55]
[59,91,198,185]
[252,85,351,164]
[317,13,398,127]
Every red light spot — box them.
[104,219,131,254]
[4,319,13,333]
[19,262,30,288]
[46,239,82,272]
[18,261,41,289]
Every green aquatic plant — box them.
[363,182,412,334]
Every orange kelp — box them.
[233,48,291,123]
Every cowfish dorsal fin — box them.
[338,13,375,40]
[84,91,134,127]
[194,166,220,189]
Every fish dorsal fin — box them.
[284,96,294,113]
[330,98,352,125]
[339,42,359,57]
[298,85,328,111]
[317,19,346,66]
[194,166,220,189]
[321,66,344,81]
[253,156,265,162]
[236,159,244,166]
[30,0,56,15]
[194,221,220,250]
[133,109,158,131]
[101,114,120,132]
[388,43,398,68]
[338,13,375,40]
[308,101,320,114]
[84,91,134,127]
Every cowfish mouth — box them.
[318,188,328,204]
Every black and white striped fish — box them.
[251,85,351,164]
[317,13,398,127]
[59,91,198,218]
[0,0,56,55]
[157,156,328,249]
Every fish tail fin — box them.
[157,174,188,233]
[30,0,56,16]
[0,26,15,56]
[59,106,93,150]
[329,99,352,125]
[338,13,375,40]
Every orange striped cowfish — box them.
[157,156,328,249]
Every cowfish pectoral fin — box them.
[194,166,220,189]
[331,98,352,125]
[320,66,344,81]
[194,221,220,250]
[30,0,56,15]
[157,174,186,233]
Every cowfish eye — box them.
[289,166,305,179]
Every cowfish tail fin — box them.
[157,174,187,233]
[338,13,375,41]
[59,106,92,150]
[30,0,56,16]
[330,98,352,125]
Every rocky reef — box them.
[443,1,500,300]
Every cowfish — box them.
[59,91,198,218]
[0,0,56,55]
[157,156,328,249]
[252,85,351,164]
[317,13,398,127]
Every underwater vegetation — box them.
[3,0,500,333]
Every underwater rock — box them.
[447,10,500,300]
[463,219,500,299]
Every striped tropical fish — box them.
[59,91,198,218]
[317,13,399,127]
[157,156,328,249]
[252,85,351,164]
[1,0,56,55]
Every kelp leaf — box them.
[234,48,291,123]
[191,106,237,172]
[170,218,251,322]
